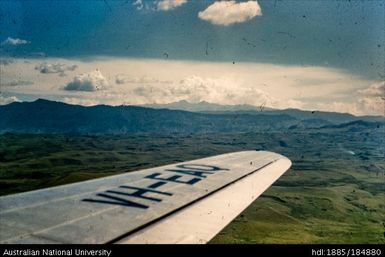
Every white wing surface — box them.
[0,150,291,244]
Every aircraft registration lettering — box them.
[82,164,228,209]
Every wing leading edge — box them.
[0,150,291,244]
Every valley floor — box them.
[0,131,384,243]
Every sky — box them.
[0,0,384,116]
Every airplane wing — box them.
[0,150,291,244]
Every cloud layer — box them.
[1,57,381,116]
[198,1,262,26]
[64,70,109,92]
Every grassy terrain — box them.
[0,131,384,243]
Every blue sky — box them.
[0,0,384,115]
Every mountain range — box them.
[0,99,383,134]
[142,100,384,124]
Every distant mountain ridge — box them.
[0,99,383,134]
[142,100,274,112]
[141,100,383,124]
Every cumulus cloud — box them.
[64,70,109,92]
[35,62,78,76]
[358,81,385,97]
[198,0,262,26]
[176,76,271,105]
[1,37,30,46]
[315,81,385,116]
[124,75,273,106]
[156,0,187,11]
[62,75,273,107]
[0,95,20,105]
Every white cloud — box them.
[198,1,262,26]
[356,81,384,115]
[176,75,271,105]
[315,81,385,116]
[1,57,380,115]
[315,100,383,116]
[61,75,273,107]
[35,62,78,75]
[64,70,109,92]
[115,74,170,84]
[1,37,30,46]
[133,0,186,11]
[0,95,20,105]
[358,80,384,97]
[133,0,144,10]
[357,97,384,116]
[157,0,187,11]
